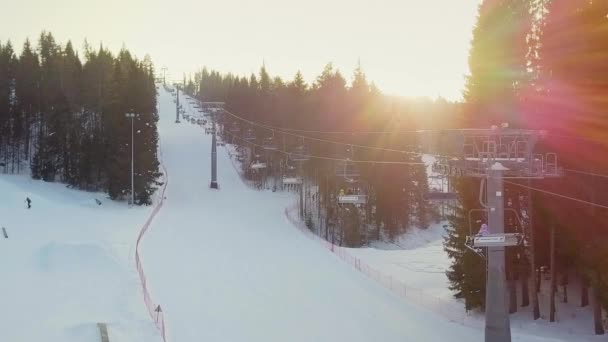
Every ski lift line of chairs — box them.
[221,106,430,158]
[221,109,437,166]
[227,126,427,169]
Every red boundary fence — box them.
[284,204,603,336]
[283,203,472,327]
[221,141,594,337]
[135,148,169,342]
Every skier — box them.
[478,223,489,236]
[25,197,32,209]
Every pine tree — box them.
[444,178,487,310]
[0,41,16,172]
[15,39,40,166]
[463,0,532,127]
[445,0,534,311]
[0,32,160,205]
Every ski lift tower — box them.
[174,83,182,123]
[201,101,225,189]
[432,124,561,342]
[286,144,310,219]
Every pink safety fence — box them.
[283,203,474,328]
[135,150,169,342]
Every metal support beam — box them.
[485,165,511,342]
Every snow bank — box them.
[140,88,493,342]
[35,242,121,274]
[0,173,159,342]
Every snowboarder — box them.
[478,223,489,236]
[25,197,31,209]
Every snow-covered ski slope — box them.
[0,85,568,342]
[138,87,562,342]
[0,176,158,341]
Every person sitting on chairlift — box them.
[478,223,489,236]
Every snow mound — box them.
[369,221,448,250]
[35,242,121,274]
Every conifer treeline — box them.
[446,0,608,331]
[0,32,160,204]
[183,64,462,245]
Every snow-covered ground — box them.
[0,175,158,341]
[0,84,594,342]
[349,222,604,340]
[354,221,453,299]
[137,87,564,342]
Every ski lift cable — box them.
[222,109,458,160]
[219,107,608,203]
[222,109,604,148]
[504,180,608,210]
[222,110,608,168]
[545,133,607,145]
[221,110,466,135]
[563,169,608,179]
[223,130,426,166]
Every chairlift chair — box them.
[338,194,367,205]
[337,173,366,204]
[464,208,527,257]
[282,160,303,185]
[338,186,367,205]
[288,145,310,162]
[244,129,256,141]
[230,123,241,134]
[335,160,360,178]
[262,136,278,151]
[250,161,267,170]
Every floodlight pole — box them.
[125,112,136,205]
[485,164,511,342]
[175,86,181,123]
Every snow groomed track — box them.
[139,86,477,342]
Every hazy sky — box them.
[0,0,481,100]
